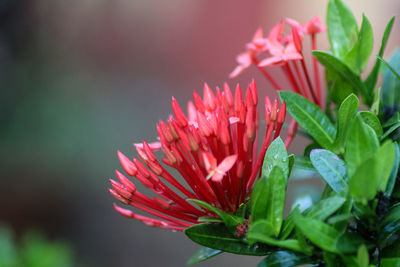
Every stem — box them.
[311,34,322,105]
[292,61,310,100]
[300,57,319,106]
[282,64,302,95]
[252,57,283,91]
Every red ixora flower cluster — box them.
[109,81,286,231]
[230,16,326,147]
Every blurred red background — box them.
[1,0,399,266]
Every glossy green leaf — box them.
[262,137,289,183]
[294,216,341,253]
[187,199,244,235]
[371,87,381,115]
[251,167,286,237]
[327,0,358,58]
[359,111,383,137]
[184,223,270,255]
[303,196,346,221]
[344,14,373,74]
[279,91,336,149]
[310,149,347,193]
[385,144,400,196]
[258,251,314,267]
[345,114,379,177]
[187,247,222,265]
[382,49,400,113]
[333,94,359,154]
[313,51,371,105]
[247,220,309,254]
[364,16,395,90]
[381,258,400,267]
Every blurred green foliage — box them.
[0,225,74,267]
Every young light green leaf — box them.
[371,87,381,115]
[313,51,371,105]
[385,144,400,196]
[262,137,289,183]
[359,111,383,137]
[349,157,379,203]
[344,14,373,74]
[257,251,314,267]
[357,245,369,267]
[247,220,310,254]
[187,247,222,265]
[303,196,346,221]
[327,0,358,58]
[310,149,348,193]
[251,166,286,237]
[333,94,359,154]
[364,16,395,90]
[345,114,379,177]
[279,91,336,149]
[184,223,270,255]
[294,216,341,253]
[280,206,301,240]
[376,141,396,192]
[187,199,244,235]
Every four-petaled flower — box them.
[109,81,286,231]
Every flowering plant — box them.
[107,0,400,266]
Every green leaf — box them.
[333,94,359,154]
[364,16,395,90]
[381,122,400,140]
[262,137,289,183]
[349,157,380,203]
[303,196,346,221]
[187,247,222,265]
[247,220,310,254]
[379,204,400,247]
[280,206,301,240]
[357,245,369,267]
[359,111,383,137]
[385,143,400,196]
[327,0,358,58]
[313,51,371,105]
[251,166,286,237]
[197,216,223,223]
[376,141,396,191]
[345,114,379,177]
[294,216,341,253]
[279,91,336,149]
[258,251,314,267]
[337,232,372,253]
[382,49,400,113]
[293,156,315,171]
[184,223,270,255]
[344,14,374,74]
[381,258,400,267]
[187,199,244,235]
[310,149,347,193]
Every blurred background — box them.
[0,0,399,266]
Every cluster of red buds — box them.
[109,81,287,231]
[235,221,250,238]
[230,16,326,147]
